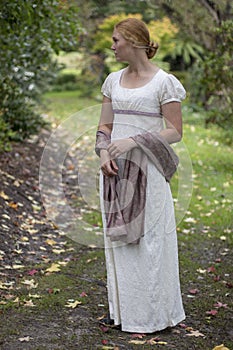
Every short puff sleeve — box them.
[160,74,186,105]
[101,73,113,99]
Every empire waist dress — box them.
[99,68,186,333]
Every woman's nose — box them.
[111,43,115,50]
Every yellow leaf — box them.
[65,300,82,308]
[45,239,57,246]
[129,340,146,345]
[0,283,8,290]
[2,214,10,220]
[212,345,230,350]
[13,249,23,254]
[28,229,38,234]
[187,330,205,337]
[13,179,21,187]
[8,201,18,209]
[24,299,36,307]
[46,263,61,273]
[12,264,25,269]
[21,279,38,289]
[0,191,9,200]
[52,249,66,254]
[18,336,32,342]
[28,293,41,299]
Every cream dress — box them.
[99,68,186,333]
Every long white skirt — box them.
[100,161,185,333]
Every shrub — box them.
[0,0,81,147]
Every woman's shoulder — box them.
[156,69,183,85]
[156,69,186,102]
[101,68,125,97]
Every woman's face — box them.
[111,29,133,62]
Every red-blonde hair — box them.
[115,18,158,59]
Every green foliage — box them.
[0,118,15,151]
[51,72,80,92]
[148,0,233,133]
[170,38,204,66]
[189,20,233,138]
[0,0,81,147]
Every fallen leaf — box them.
[179,323,188,329]
[80,291,88,297]
[147,337,167,345]
[214,302,228,309]
[129,340,146,344]
[8,202,18,209]
[21,279,38,289]
[212,345,230,350]
[13,297,20,304]
[45,239,57,246]
[207,266,216,273]
[0,191,9,200]
[100,325,109,333]
[2,294,15,300]
[0,283,9,290]
[188,288,199,295]
[131,333,146,339]
[45,263,61,273]
[102,339,108,345]
[12,264,25,269]
[18,336,32,342]
[65,300,82,308]
[24,299,36,307]
[52,249,66,254]
[28,269,38,276]
[28,293,41,299]
[187,330,205,337]
[206,310,218,316]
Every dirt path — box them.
[0,131,232,350]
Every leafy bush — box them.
[51,73,81,92]
[0,118,15,151]
[0,0,81,148]
[188,20,233,140]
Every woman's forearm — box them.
[159,127,182,144]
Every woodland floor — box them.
[0,130,232,350]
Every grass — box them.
[1,90,232,349]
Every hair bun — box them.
[149,41,158,49]
[146,41,159,59]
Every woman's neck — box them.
[126,60,158,76]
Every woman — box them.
[95,18,186,333]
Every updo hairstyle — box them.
[115,18,159,59]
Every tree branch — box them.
[197,0,220,23]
